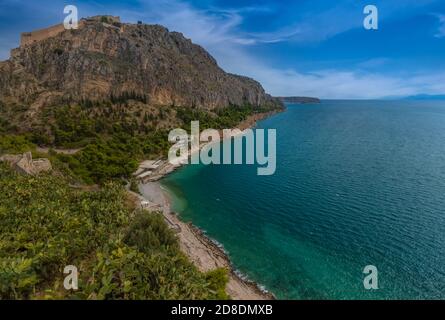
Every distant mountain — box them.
[402,94,445,101]
[276,96,321,104]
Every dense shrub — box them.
[129,178,140,194]
[39,104,170,184]
[124,213,179,254]
[175,103,278,131]
[1,103,280,184]
[0,164,228,300]
[0,135,35,154]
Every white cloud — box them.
[235,28,303,45]
[434,14,445,38]
[210,42,445,99]
[124,0,301,46]
[357,58,391,69]
[1,0,443,98]
[123,0,445,99]
[257,68,445,99]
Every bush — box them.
[0,135,35,154]
[175,104,278,131]
[205,268,230,300]
[129,178,139,194]
[124,213,179,254]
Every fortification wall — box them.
[21,23,67,47]
[20,16,120,47]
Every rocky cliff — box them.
[0,16,281,111]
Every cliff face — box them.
[0,18,280,110]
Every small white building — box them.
[137,170,153,180]
[140,160,162,170]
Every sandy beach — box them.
[139,181,274,300]
[143,110,280,183]
[135,111,279,300]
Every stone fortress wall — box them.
[21,23,68,47]
[20,16,121,47]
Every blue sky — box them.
[1,0,445,98]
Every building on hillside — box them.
[19,16,121,47]
[0,152,52,175]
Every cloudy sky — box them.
[1,0,445,98]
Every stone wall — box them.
[21,23,67,47]
[0,152,52,175]
[20,16,120,47]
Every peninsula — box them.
[277,96,321,104]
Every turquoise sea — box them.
[161,100,445,299]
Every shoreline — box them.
[139,181,275,300]
[137,110,281,300]
[143,110,280,182]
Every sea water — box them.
[162,100,445,299]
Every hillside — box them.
[0,163,228,299]
[0,16,283,184]
[0,16,280,112]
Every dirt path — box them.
[35,147,82,155]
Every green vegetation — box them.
[0,164,229,300]
[175,104,265,131]
[52,129,171,184]
[0,102,281,184]
[0,135,35,154]
[26,104,171,184]
[129,178,140,194]
[55,134,140,184]
[0,116,14,133]
[100,16,110,23]
[0,102,283,299]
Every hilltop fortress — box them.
[2,14,280,111]
[19,15,121,47]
